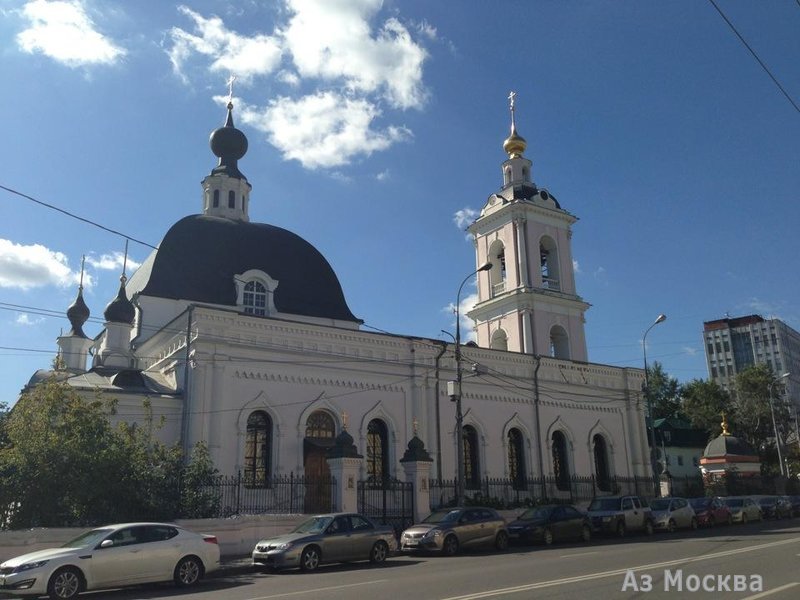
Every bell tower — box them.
[467,92,590,360]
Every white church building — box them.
[28,97,652,504]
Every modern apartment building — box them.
[703,315,799,407]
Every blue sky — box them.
[1,0,799,407]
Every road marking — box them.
[741,582,800,600]
[559,551,599,558]
[245,579,389,599]
[440,536,800,600]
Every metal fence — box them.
[429,474,668,509]
[357,477,414,537]
[193,472,337,518]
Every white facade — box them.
[37,99,651,494]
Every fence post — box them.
[236,471,242,516]
[290,472,294,514]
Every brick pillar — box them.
[326,429,363,513]
[400,435,434,523]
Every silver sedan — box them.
[252,513,397,572]
[0,522,219,599]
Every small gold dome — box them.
[503,127,527,158]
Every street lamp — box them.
[768,372,790,477]
[448,261,492,506]
[642,313,666,491]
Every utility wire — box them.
[0,184,159,250]
[708,0,800,114]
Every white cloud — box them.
[167,1,429,169]
[16,313,45,326]
[16,0,126,67]
[682,346,698,356]
[0,239,80,290]
[743,297,783,319]
[375,169,390,181]
[573,259,581,274]
[85,251,141,273]
[167,5,282,84]
[238,92,411,169]
[442,290,480,342]
[453,207,479,230]
[281,0,428,110]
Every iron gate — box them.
[357,477,414,537]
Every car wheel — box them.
[442,535,459,557]
[495,531,509,551]
[581,525,592,543]
[690,517,698,530]
[370,540,389,565]
[667,520,676,533]
[300,546,321,572]
[543,528,554,546]
[644,520,654,536]
[174,556,203,587]
[616,522,626,538]
[47,567,83,600]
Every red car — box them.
[689,497,732,526]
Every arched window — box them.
[552,430,570,491]
[228,190,236,209]
[593,434,611,491]
[508,428,526,490]
[539,236,560,290]
[244,411,271,487]
[504,166,512,186]
[491,329,508,351]
[305,411,335,439]
[367,419,389,483]
[463,425,479,490]
[550,325,570,359]
[243,281,267,316]
[488,240,506,296]
[212,189,220,208]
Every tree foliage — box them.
[681,378,730,436]
[646,361,682,420]
[0,379,219,529]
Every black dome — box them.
[104,280,135,325]
[66,288,90,337]
[209,102,248,180]
[129,215,360,323]
[703,434,757,459]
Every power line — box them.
[708,0,800,114]
[0,184,159,250]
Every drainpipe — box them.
[433,341,447,483]
[533,355,544,476]
[180,305,195,459]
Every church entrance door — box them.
[303,410,337,513]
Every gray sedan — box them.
[252,513,397,572]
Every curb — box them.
[212,555,257,578]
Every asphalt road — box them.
[4,520,800,600]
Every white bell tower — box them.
[467,92,590,360]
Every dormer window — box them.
[235,269,279,317]
[243,281,267,316]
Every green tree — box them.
[180,441,221,519]
[730,364,790,469]
[0,378,126,527]
[646,361,682,420]
[680,379,730,436]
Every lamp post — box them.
[449,261,492,506]
[642,314,666,492]
[768,372,790,477]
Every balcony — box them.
[542,277,560,291]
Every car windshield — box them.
[650,499,671,511]
[725,498,743,508]
[588,498,619,511]
[293,516,333,533]
[689,498,710,509]
[422,510,462,524]
[62,528,114,548]
[519,507,553,520]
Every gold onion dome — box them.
[503,126,527,158]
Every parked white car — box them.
[650,497,698,532]
[0,522,219,599]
